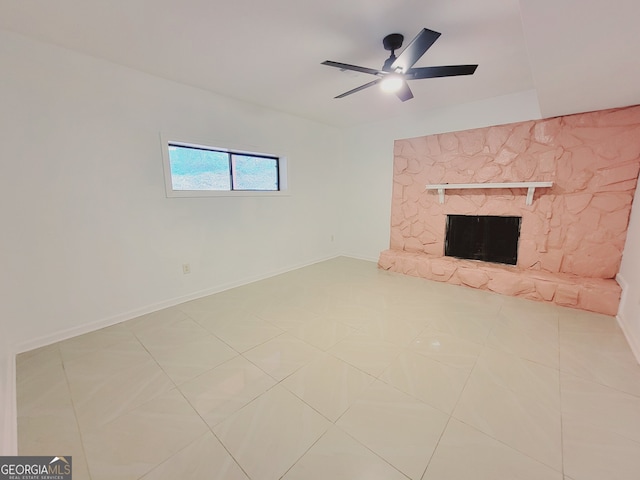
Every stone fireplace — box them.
[378,105,640,315]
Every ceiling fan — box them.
[322,28,478,102]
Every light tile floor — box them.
[16,257,640,479]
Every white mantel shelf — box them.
[425,181,553,206]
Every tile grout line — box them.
[173,384,253,480]
[419,335,486,479]
[58,343,94,480]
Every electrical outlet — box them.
[182,263,191,275]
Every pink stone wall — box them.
[380,105,640,314]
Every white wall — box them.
[338,90,543,261]
[618,182,640,362]
[0,30,343,452]
[0,29,343,349]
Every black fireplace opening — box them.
[444,215,522,265]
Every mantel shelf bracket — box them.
[425,181,553,206]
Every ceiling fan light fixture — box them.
[380,74,404,93]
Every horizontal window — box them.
[161,137,287,197]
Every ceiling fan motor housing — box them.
[383,33,404,52]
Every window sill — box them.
[166,190,290,198]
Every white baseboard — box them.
[0,351,17,455]
[617,313,640,365]
[615,273,640,365]
[339,251,381,263]
[616,273,628,309]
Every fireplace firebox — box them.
[445,215,521,265]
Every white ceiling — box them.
[1,0,639,127]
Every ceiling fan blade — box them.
[406,64,478,79]
[395,82,414,102]
[322,60,383,77]
[334,79,382,99]
[390,28,441,72]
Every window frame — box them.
[160,134,289,198]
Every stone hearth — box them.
[379,250,620,315]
